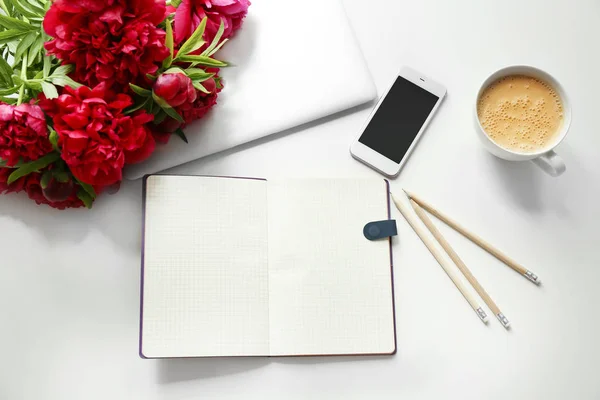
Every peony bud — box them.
[42,178,75,202]
[201,77,216,95]
[153,73,197,107]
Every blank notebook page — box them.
[141,176,270,357]
[266,179,395,356]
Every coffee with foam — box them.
[477,75,564,153]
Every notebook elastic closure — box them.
[363,220,397,241]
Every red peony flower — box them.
[176,76,221,124]
[24,172,84,210]
[174,0,250,45]
[0,103,52,167]
[40,83,155,186]
[44,0,170,90]
[154,73,197,107]
[0,168,27,194]
[150,118,182,144]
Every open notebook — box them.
[140,176,396,358]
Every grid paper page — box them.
[267,179,395,356]
[141,176,270,357]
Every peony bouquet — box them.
[0,0,249,209]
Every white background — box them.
[2,0,600,399]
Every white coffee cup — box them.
[474,66,571,177]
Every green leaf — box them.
[0,86,21,95]
[50,75,82,89]
[76,188,94,209]
[48,127,59,151]
[163,18,174,68]
[186,68,213,81]
[206,38,228,57]
[0,14,36,31]
[0,158,26,168]
[54,171,70,183]
[50,64,74,77]
[174,128,188,143]
[33,70,43,79]
[7,41,18,54]
[0,0,9,15]
[129,83,152,97]
[6,152,60,185]
[0,56,13,86]
[144,98,155,113]
[146,73,157,81]
[201,19,225,57]
[0,29,28,45]
[192,81,210,94]
[43,55,51,78]
[152,91,184,123]
[164,67,186,75]
[161,104,184,123]
[150,101,161,115]
[40,170,52,189]
[7,0,42,18]
[24,0,45,14]
[27,34,44,66]
[14,31,37,64]
[170,0,182,7]
[0,96,17,104]
[153,111,166,124]
[74,177,96,199]
[124,97,151,115]
[175,54,227,68]
[41,80,58,99]
[24,79,42,90]
[176,17,207,57]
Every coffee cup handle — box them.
[531,150,566,177]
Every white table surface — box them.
[2,0,600,399]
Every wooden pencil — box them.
[404,190,541,286]
[409,199,510,329]
[390,192,488,324]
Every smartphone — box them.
[350,66,446,177]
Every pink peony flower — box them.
[174,0,250,45]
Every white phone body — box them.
[350,66,446,177]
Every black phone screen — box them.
[358,76,439,163]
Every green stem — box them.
[17,53,28,106]
[17,86,25,105]
[21,53,28,80]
